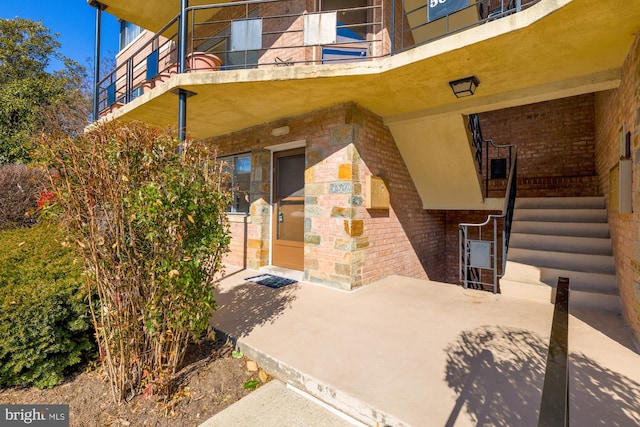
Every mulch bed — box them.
[0,340,270,427]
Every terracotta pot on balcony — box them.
[187,52,222,72]
[153,63,179,85]
[141,80,153,93]
[99,102,125,117]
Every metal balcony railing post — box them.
[493,218,498,293]
[90,1,104,121]
[460,226,465,288]
[177,0,189,146]
[126,58,133,103]
[390,0,395,55]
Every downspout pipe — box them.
[177,0,189,148]
[88,1,105,121]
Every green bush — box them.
[0,223,94,389]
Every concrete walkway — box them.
[200,379,361,427]
[207,267,640,426]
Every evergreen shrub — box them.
[0,223,94,388]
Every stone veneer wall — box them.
[594,30,640,345]
[202,102,446,289]
[304,105,446,288]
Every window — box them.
[119,21,143,51]
[319,0,369,40]
[220,153,251,213]
[198,8,260,70]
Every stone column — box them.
[247,149,271,269]
[304,124,368,290]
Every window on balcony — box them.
[318,0,370,63]
[220,153,251,214]
[319,0,369,40]
[199,8,260,70]
[119,21,143,51]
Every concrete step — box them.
[571,289,621,313]
[502,261,618,294]
[500,276,621,312]
[507,248,614,274]
[511,221,610,238]
[504,197,619,313]
[509,233,612,255]
[513,208,607,223]
[515,196,605,210]
[199,380,362,427]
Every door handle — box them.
[278,212,284,222]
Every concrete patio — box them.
[209,266,640,426]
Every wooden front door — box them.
[272,148,305,270]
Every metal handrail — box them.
[538,277,570,426]
[96,0,385,113]
[95,0,541,115]
[459,129,517,293]
[96,15,180,113]
[400,0,540,51]
[468,113,483,175]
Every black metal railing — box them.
[401,0,540,51]
[97,0,386,114]
[538,277,570,426]
[459,116,517,293]
[96,0,542,116]
[468,113,484,175]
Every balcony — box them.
[96,0,542,118]
[93,0,640,209]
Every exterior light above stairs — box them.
[449,76,480,98]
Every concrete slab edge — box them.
[212,327,410,427]
[285,383,369,427]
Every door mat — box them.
[245,274,298,289]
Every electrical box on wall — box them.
[366,175,390,209]
[610,160,632,214]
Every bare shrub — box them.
[0,164,47,230]
[36,121,231,402]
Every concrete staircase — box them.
[500,196,621,312]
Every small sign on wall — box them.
[366,175,390,209]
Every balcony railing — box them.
[96,0,540,116]
[402,0,541,50]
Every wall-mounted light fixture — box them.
[449,76,480,98]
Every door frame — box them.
[266,140,306,269]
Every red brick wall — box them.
[594,31,640,344]
[479,94,599,198]
[353,107,447,284]
[225,215,249,268]
[443,210,502,285]
[201,102,448,288]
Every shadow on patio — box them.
[213,268,298,338]
[208,270,640,426]
[443,325,640,427]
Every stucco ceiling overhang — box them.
[102,0,640,140]
[94,0,640,210]
[94,0,228,31]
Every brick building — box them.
[89,0,640,345]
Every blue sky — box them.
[0,0,120,72]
